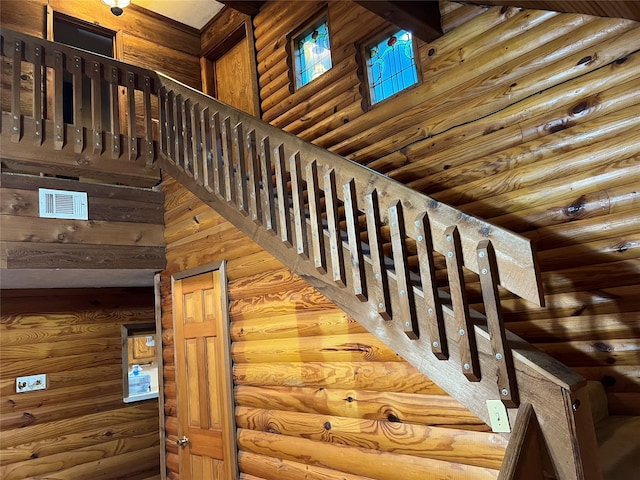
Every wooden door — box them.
[202,25,259,116]
[172,267,237,479]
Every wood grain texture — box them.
[0,289,160,478]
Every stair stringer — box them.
[159,129,600,480]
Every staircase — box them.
[0,28,619,479]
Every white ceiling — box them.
[132,0,225,30]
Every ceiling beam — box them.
[354,1,442,42]
[463,1,640,22]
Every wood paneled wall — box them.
[161,175,507,480]
[0,0,201,89]
[0,172,165,272]
[254,0,640,416]
[0,287,160,480]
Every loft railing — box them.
[0,28,602,479]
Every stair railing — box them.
[0,28,602,479]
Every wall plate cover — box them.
[486,399,511,433]
[16,374,47,393]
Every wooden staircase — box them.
[0,28,609,479]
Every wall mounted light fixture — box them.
[101,0,131,16]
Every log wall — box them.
[254,0,640,417]
[0,172,165,272]
[161,175,508,479]
[0,287,160,480]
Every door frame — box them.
[171,261,238,479]
[200,16,261,117]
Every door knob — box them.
[176,436,189,448]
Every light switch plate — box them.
[16,374,46,393]
[487,399,511,433]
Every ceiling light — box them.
[101,0,131,16]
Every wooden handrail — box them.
[0,28,602,479]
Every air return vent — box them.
[38,188,88,220]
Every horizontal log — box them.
[0,321,121,346]
[228,267,309,301]
[506,313,640,343]
[0,401,158,447]
[229,284,337,321]
[0,417,158,466]
[1,241,166,270]
[283,88,361,135]
[490,181,640,232]
[233,362,446,395]
[572,366,639,393]
[0,215,165,247]
[257,44,288,78]
[164,206,228,246]
[401,99,640,191]
[271,71,361,130]
[423,9,555,84]
[1,350,123,377]
[232,333,401,363]
[433,126,640,206]
[298,100,365,142]
[606,393,640,416]
[236,406,505,468]
[239,450,376,480]
[31,444,159,480]
[233,385,488,428]
[442,3,488,33]
[534,339,639,367]
[0,432,159,479]
[231,310,365,342]
[237,429,499,480]
[0,172,164,204]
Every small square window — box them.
[122,324,159,403]
[365,29,418,105]
[293,18,332,89]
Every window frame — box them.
[121,323,159,403]
[289,10,333,91]
[360,27,422,109]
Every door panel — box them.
[173,268,236,479]
[214,37,257,115]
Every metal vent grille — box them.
[38,188,88,220]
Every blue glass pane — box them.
[366,30,417,104]
[294,20,332,88]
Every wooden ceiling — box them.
[222,1,640,43]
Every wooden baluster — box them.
[70,56,84,153]
[415,212,448,360]
[32,44,43,145]
[158,86,167,157]
[210,112,223,196]
[477,240,519,408]
[246,129,262,224]
[200,107,214,193]
[325,169,346,286]
[165,89,175,164]
[233,122,248,215]
[221,117,235,203]
[365,190,391,320]
[274,144,292,248]
[90,61,103,155]
[290,151,308,259]
[259,136,277,234]
[182,98,192,175]
[142,76,154,166]
[173,94,184,170]
[191,102,202,182]
[109,66,121,159]
[444,225,480,382]
[53,51,65,150]
[127,71,137,161]
[389,200,419,339]
[11,38,23,142]
[307,160,326,273]
[343,179,366,300]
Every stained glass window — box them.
[294,19,332,89]
[366,30,418,105]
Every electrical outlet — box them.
[16,374,46,393]
[486,399,511,433]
